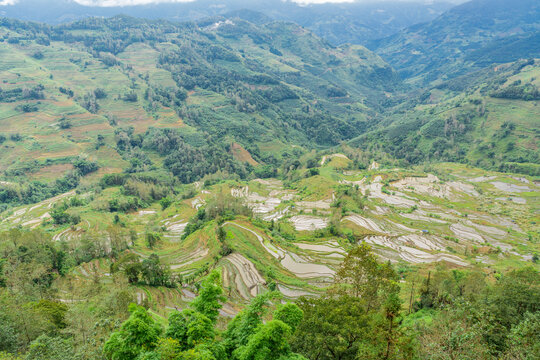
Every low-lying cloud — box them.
[0,0,469,7]
[0,0,18,6]
[73,0,194,6]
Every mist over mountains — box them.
[0,0,455,44]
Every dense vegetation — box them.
[352,59,540,176]
[370,0,540,85]
[0,228,537,360]
[0,14,399,207]
[0,1,539,359]
[0,0,451,45]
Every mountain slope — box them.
[0,16,397,202]
[2,158,538,309]
[351,59,540,176]
[370,0,540,85]
[0,0,453,44]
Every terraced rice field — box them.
[1,161,538,315]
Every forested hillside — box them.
[0,2,539,360]
[0,15,397,207]
[353,59,540,175]
[0,0,453,45]
[370,0,540,84]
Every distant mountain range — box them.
[369,0,540,85]
[0,0,454,44]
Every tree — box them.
[237,320,296,360]
[112,253,142,284]
[273,303,303,333]
[483,266,540,354]
[191,270,226,324]
[503,312,540,360]
[103,304,162,360]
[141,254,172,287]
[160,196,173,210]
[166,309,215,351]
[334,243,398,311]
[224,291,281,356]
[154,338,181,360]
[72,158,99,175]
[58,116,72,129]
[25,335,75,360]
[291,295,370,360]
[145,232,161,249]
[0,313,18,353]
[416,304,490,360]
[33,299,68,330]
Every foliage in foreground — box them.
[0,228,538,360]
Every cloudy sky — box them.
[0,0,467,6]
[0,0,468,7]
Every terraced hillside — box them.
[2,157,538,316]
[354,59,540,176]
[0,16,396,188]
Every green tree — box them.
[33,299,68,330]
[237,320,295,360]
[141,254,172,287]
[103,304,162,360]
[273,303,303,333]
[503,312,540,360]
[291,295,370,360]
[416,304,489,360]
[334,244,398,311]
[191,270,226,324]
[145,232,161,249]
[159,196,173,210]
[25,335,75,360]
[166,309,215,351]
[111,253,142,284]
[224,292,281,356]
[155,338,181,360]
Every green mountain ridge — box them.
[352,59,540,175]
[0,15,396,200]
[370,0,540,85]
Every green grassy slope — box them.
[352,59,540,176]
[1,159,537,313]
[0,16,397,189]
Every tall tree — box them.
[103,304,162,360]
[334,244,399,311]
[191,270,226,324]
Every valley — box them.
[2,159,538,310]
[0,1,538,359]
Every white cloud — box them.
[1,0,469,8]
[73,0,194,7]
[289,0,355,4]
[289,0,467,3]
